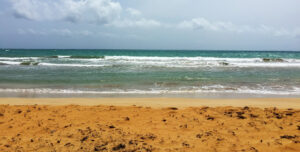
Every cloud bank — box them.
[126,8,142,17]
[9,1,300,38]
[10,0,160,28]
[111,18,161,28]
[17,28,143,40]
[18,28,91,37]
[178,18,300,38]
[11,0,122,24]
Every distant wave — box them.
[44,55,105,59]
[103,56,300,68]
[45,55,105,59]
[39,63,107,67]
[69,55,105,59]
[0,61,109,67]
[0,57,39,60]
[1,56,300,68]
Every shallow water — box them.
[0,49,300,98]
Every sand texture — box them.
[0,104,299,152]
[1,98,300,108]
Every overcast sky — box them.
[0,0,300,50]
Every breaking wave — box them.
[0,85,300,95]
[1,56,300,68]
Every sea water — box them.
[0,49,300,98]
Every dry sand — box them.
[1,98,300,108]
[0,98,299,152]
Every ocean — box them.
[0,49,300,98]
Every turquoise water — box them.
[0,49,300,97]
[2,49,300,58]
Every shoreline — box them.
[0,97,299,108]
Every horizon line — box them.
[2,48,300,52]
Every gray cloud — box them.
[10,0,122,24]
[4,0,300,50]
[9,0,160,28]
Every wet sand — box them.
[0,98,299,151]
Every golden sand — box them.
[0,98,299,152]
[1,98,300,108]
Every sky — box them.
[0,0,300,50]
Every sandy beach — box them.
[1,98,300,108]
[0,98,299,152]
[2,0,300,151]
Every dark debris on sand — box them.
[0,105,299,152]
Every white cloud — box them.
[178,18,254,33]
[10,1,298,37]
[10,0,161,28]
[18,28,47,35]
[179,18,218,31]
[126,8,141,16]
[111,18,161,28]
[16,28,143,39]
[51,29,73,36]
[178,18,300,38]
[11,0,53,20]
[273,28,300,38]
[10,0,122,24]
[17,28,96,37]
[98,32,120,38]
[97,32,143,40]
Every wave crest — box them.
[1,56,300,68]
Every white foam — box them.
[39,63,107,67]
[57,56,70,58]
[102,56,300,68]
[0,61,21,65]
[1,56,300,68]
[0,57,39,60]
[1,85,300,95]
